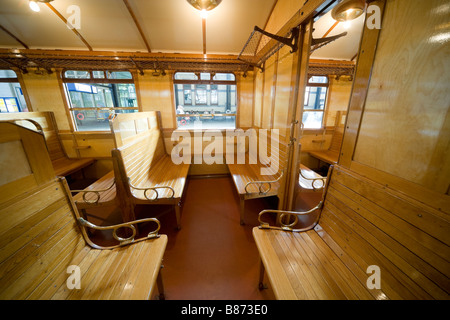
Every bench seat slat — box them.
[253,165,450,300]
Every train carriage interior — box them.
[0,0,449,304]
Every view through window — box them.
[63,70,138,131]
[174,72,236,129]
[0,69,28,113]
[303,76,329,129]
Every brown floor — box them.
[84,176,278,300]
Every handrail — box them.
[257,165,334,233]
[128,178,175,201]
[244,170,284,194]
[71,179,116,205]
[257,201,323,233]
[77,217,160,248]
[299,168,326,190]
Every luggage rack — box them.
[238,25,347,72]
[238,26,300,71]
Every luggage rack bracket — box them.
[238,26,300,72]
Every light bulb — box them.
[201,9,208,19]
[343,20,352,29]
[29,1,40,12]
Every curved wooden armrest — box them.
[8,119,44,132]
[77,217,161,249]
[71,179,116,205]
[299,169,326,190]
[244,170,284,194]
[128,178,175,200]
[258,201,323,233]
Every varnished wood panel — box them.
[237,71,255,128]
[253,70,264,128]
[273,45,294,139]
[137,72,175,130]
[352,0,450,195]
[21,70,71,132]
[262,55,277,129]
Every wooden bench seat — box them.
[0,122,167,300]
[308,149,339,165]
[70,112,189,229]
[253,165,450,300]
[129,155,189,201]
[0,112,95,177]
[52,157,96,177]
[227,132,288,225]
[72,170,116,212]
[111,111,190,229]
[299,164,326,190]
[308,111,346,165]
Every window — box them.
[173,72,236,129]
[0,69,28,113]
[63,70,138,131]
[302,76,329,129]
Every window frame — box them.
[173,71,238,130]
[61,69,139,132]
[302,75,329,130]
[0,69,29,113]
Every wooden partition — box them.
[0,112,95,177]
[0,121,168,300]
[0,121,55,202]
[110,111,190,228]
[340,0,450,213]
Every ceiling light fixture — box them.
[186,0,222,12]
[331,0,366,22]
[29,0,54,13]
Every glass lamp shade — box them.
[331,0,366,21]
[186,0,222,11]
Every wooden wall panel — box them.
[237,71,254,128]
[325,76,352,127]
[262,55,277,129]
[21,71,71,131]
[352,0,450,195]
[273,45,294,140]
[137,72,176,129]
[253,69,264,128]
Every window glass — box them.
[64,70,138,131]
[174,72,236,129]
[64,70,90,79]
[0,69,28,113]
[0,69,18,78]
[93,71,105,79]
[174,72,198,80]
[308,76,328,84]
[213,73,236,81]
[302,76,328,129]
[106,71,132,79]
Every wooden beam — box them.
[123,0,152,53]
[202,17,207,55]
[0,25,29,49]
[45,3,93,51]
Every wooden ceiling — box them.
[0,0,276,54]
[0,0,360,75]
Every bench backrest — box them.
[110,111,166,189]
[0,112,66,162]
[318,165,449,299]
[231,128,289,178]
[328,110,346,154]
[0,122,86,299]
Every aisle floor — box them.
[85,176,276,300]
